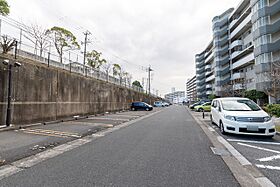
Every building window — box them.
[255,52,272,64]
[254,34,271,47]
[252,16,270,31]
[252,0,269,13]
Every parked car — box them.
[190,100,210,109]
[131,102,153,111]
[194,102,211,112]
[154,101,163,107]
[210,97,276,137]
[162,102,170,107]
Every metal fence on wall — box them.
[0,16,158,96]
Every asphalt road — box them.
[0,106,239,187]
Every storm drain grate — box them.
[210,147,230,156]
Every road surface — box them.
[0,106,239,186]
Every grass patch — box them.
[276,125,280,132]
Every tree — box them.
[113,63,121,77]
[245,90,267,104]
[87,50,107,69]
[132,80,143,88]
[0,0,9,16]
[208,94,216,100]
[0,35,16,54]
[263,60,280,103]
[22,23,50,57]
[46,26,80,63]
[101,62,112,81]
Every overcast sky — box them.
[8,0,240,96]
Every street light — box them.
[2,60,21,127]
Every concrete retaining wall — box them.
[0,54,157,125]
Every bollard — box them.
[202,110,205,119]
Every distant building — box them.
[164,91,186,103]
[171,87,176,93]
[186,76,197,103]
[195,0,280,103]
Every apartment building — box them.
[164,91,186,103]
[195,0,280,102]
[186,76,197,103]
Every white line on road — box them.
[227,139,280,146]
[256,164,280,171]
[258,155,280,162]
[217,136,252,166]
[237,143,280,154]
[89,117,130,121]
[208,127,215,132]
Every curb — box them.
[186,107,275,187]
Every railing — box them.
[0,16,159,97]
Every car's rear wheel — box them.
[132,107,136,111]
[220,121,227,135]
[198,108,204,112]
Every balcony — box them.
[216,66,230,76]
[196,67,205,74]
[206,90,213,95]
[230,50,242,60]
[206,74,215,82]
[205,70,213,76]
[229,19,238,29]
[231,53,254,70]
[231,72,245,80]
[233,83,244,90]
[206,84,212,89]
[205,53,214,64]
[230,40,243,49]
[230,12,252,39]
[205,64,212,70]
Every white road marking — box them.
[0,165,22,180]
[255,176,277,187]
[208,127,215,132]
[217,136,252,166]
[256,164,280,171]
[258,155,280,162]
[237,143,280,154]
[227,139,280,146]
[89,117,130,121]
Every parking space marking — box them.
[256,164,280,171]
[109,114,140,118]
[258,155,280,162]
[217,136,252,166]
[227,139,280,146]
[208,127,215,132]
[19,129,81,138]
[237,143,280,154]
[89,117,130,121]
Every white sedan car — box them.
[210,97,276,137]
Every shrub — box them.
[267,104,280,117]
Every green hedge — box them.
[266,104,280,117]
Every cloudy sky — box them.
[8,0,240,96]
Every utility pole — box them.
[82,31,91,74]
[2,60,21,127]
[148,65,153,95]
